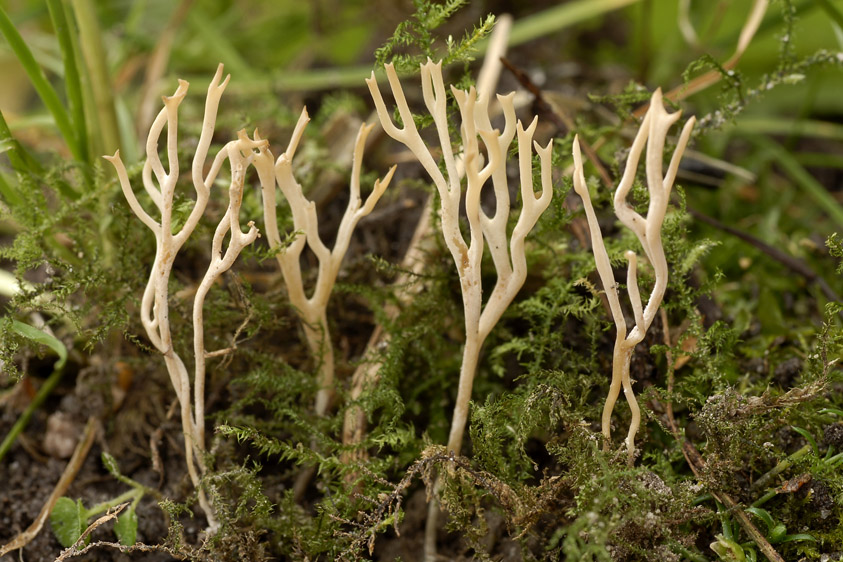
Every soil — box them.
[1,370,181,562]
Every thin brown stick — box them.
[54,539,185,560]
[0,417,99,557]
[718,490,785,562]
[657,394,785,561]
[659,308,680,441]
[500,56,614,190]
[496,55,597,255]
[633,0,769,117]
[341,197,434,466]
[55,502,130,561]
[654,314,784,562]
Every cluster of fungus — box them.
[108,60,694,542]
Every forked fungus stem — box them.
[572,88,695,464]
[107,64,263,529]
[368,59,552,562]
[252,109,396,417]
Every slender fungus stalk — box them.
[192,130,262,455]
[106,65,262,529]
[340,14,513,474]
[572,89,695,465]
[368,59,552,457]
[252,109,396,417]
[368,60,552,560]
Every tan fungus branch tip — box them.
[368,59,553,459]
[252,107,396,417]
[572,88,695,464]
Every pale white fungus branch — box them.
[369,61,552,562]
[340,17,515,475]
[105,64,260,530]
[572,88,695,464]
[192,129,263,458]
[367,59,553,458]
[254,109,396,416]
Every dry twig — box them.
[0,417,98,557]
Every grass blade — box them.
[0,109,42,175]
[749,135,843,229]
[186,0,644,93]
[817,0,843,31]
[0,5,82,162]
[187,9,255,79]
[0,172,22,208]
[46,0,89,165]
[735,116,843,142]
[0,109,81,202]
[70,0,121,156]
[9,320,68,369]
[791,426,819,457]
[506,0,641,47]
